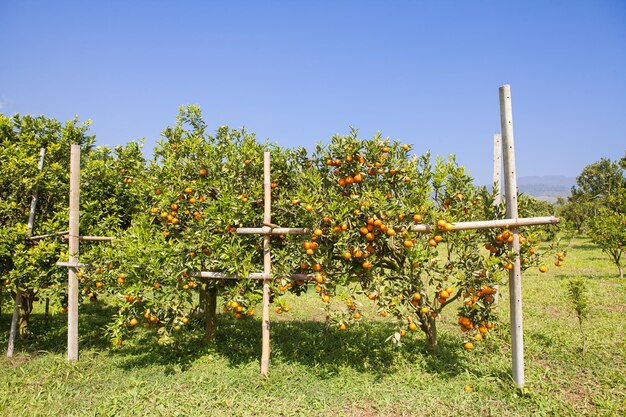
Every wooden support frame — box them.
[45,85,544,387]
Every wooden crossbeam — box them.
[236,216,557,236]
[191,272,317,281]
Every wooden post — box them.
[7,148,45,358]
[67,144,80,361]
[260,151,272,375]
[493,134,502,303]
[493,133,502,205]
[27,148,46,232]
[6,292,21,358]
[499,84,524,389]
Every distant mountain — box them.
[517,175,575,202]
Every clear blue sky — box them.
[1,1,625,185]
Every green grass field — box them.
[1,237,624,416]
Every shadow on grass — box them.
[0,301,117,354]
[2,305,468,378]
[115,315,467,378]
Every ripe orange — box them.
[339,322,347,331]
[353,312,362,320]
[362,261,373,269]
[184,187,193,194]
[463,342,474,350]
[305,204,313,211]
[312,263,322,271]
[434,235,443,243]
[314,229,323,236]
[403,240,413,248]
[129,317,138,326]
[314,274,324,284]
[420,306,429,314]
[539,265,548,273]
[428,238,437,247]
[408,322,418,331]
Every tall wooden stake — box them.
[260,151,272,375]
[6,292,21,358]
[7,148,46,358]
[499,84,524,389]
[68,144,80,361]
[493,134,502,304]
[493,133,502,205]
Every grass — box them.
[0,236,625,416]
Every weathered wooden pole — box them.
[499,84,524,389]
[67,144,80,361]
[7,148,46,358]
[493,133,502,304]
[27,148,46,232]
[6,293,21,358]
[493,133,502,205]
[260,151,272,375]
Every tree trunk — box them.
[203,285,218,343]
[427,316,439,352]
[421,315,439,353]
[18,290,35,337]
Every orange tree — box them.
[82,109,558,352]
[270,130,552,351]
[0,114,93,335]
[81,106,290,344]
[588,208,626,279]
